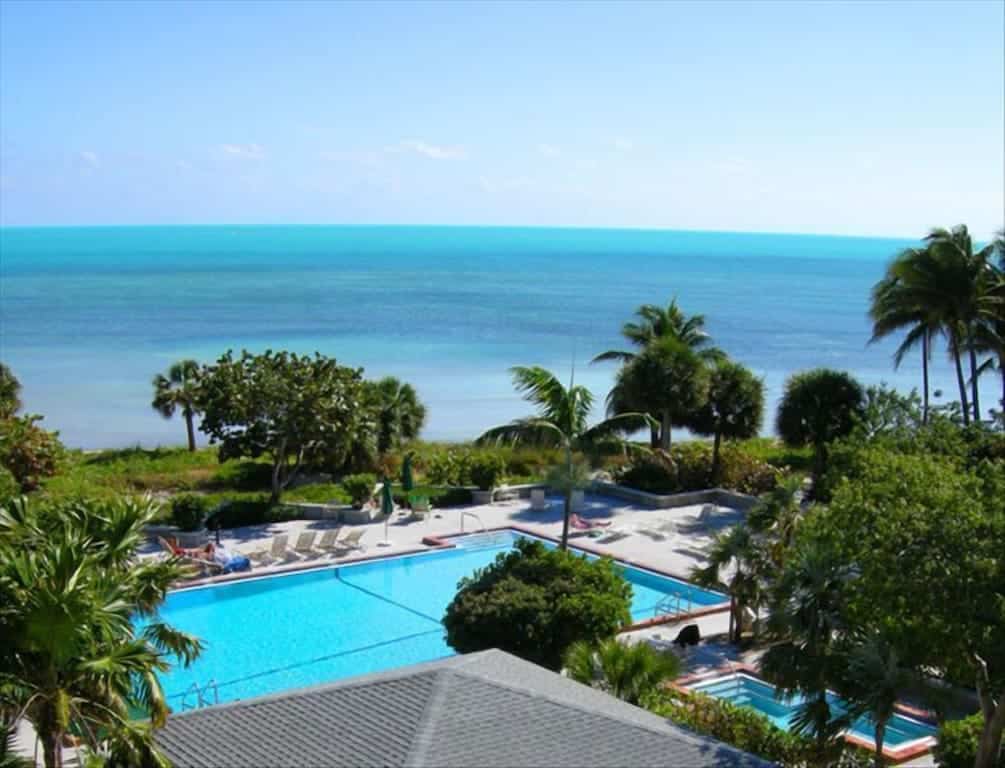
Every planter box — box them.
[284,502,343,521]
[471,490,493,505]
[590,481,758,511]
[342,506,376,524]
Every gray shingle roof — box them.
[156,649,774,768]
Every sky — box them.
[0,0,1002,237]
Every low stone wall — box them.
[590,481,758,511]
[283,502,345,521]
[491,483,547,502]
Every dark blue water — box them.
[1,225,982,448]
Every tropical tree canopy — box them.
[198,349,370,502]
[612,337,709,450]
[151,359,203,452]
[0,496,202,768]
[367,376,427,454]
[775,368,865,477]
[592,298,724,364]
[443,538,631,670]
[689,359,764,479]
[0,363,21,419]
[0,414,64,492]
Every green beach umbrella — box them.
[401,453,415,494]
[378,478,395,547]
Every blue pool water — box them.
[691,674,936,748]
[152,531,725,706]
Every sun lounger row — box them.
[245,527,366,565]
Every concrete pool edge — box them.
[673,666,938,764]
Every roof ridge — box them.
[404,669,454,768]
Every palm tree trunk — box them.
[975,694,1005,768]
[649,420,659,449]
[42,732,61,768]
[727,595,736,644]
[951,332,971,425]
[1000,355,1005,417]
[969,342,981,422]
[184,409,196,452]
[660,411,672,451]
[560,445,572,550]
[874,720,886,768]
[711,429,722,485]
[921,330,930,425]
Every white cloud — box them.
[79,150,100,169]
[220,143,265,160]
[537,143,561,158]
[613,137,633,152]
[394,139,465,160]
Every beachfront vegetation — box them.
[0,363,21,419]
[198,350,372,503]
[0,414,64,492]
[341,473,377,508]
[563,638,680,706]
[936,714,1004,768]
[0,496,201,768]
[614,442,780,497]
[443,538,631,671]
[870,225,1004,426]
[169,493,210,532]
[477,365,649,548]
[775,368,866,479]
[368,376,427,455]
[467,451,506,491]
[151,359,203,452]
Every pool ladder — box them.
[460,511,486,533]
[654,590,693,617]
[180,679,219,711]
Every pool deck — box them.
[159,493,744,601]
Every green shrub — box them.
[207,496,301,529]
[615,452,678,493]
[615,443,780,495]
[342,473,377,508]
[0,414,64,491]
[392,485,471,509]
[642,689,870,767]
[935,714,1002,768]
[443,538,632,670]
[170,493,209,532]
[0,466,19,503]
[717,444,782,495]
[424,449,472,486]
[468,452,506,490]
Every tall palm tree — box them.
[924,225,997,423]
[691,524,768,644]
[478,366,649,549]
[869,251,940,424]
[564,638,681,705]
[838,632,916,767]
[761,539,855,760]
[369,377,427,454]
[151,360,203,451]
[688,359,764,480]
[608,338,709,451]
[593,297,725,364]
[0,496,202,767]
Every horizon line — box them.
[0,220,937,242]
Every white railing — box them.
[180,679,219,710]
[655,589,693,617]
[460,511,486,533]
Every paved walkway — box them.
[151,492,741,587]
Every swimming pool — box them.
[690,673,936,751]
[153,530,725,707]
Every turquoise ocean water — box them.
[0,225,991,449]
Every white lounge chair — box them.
[530,489,549,511]
[333,528,366,556]
[637,519,676,541]
[247,534,290,564]
[314,527,343,554]
[291,531,318,557]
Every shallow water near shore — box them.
[1,224,994,448]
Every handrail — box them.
[180,681,201,711]
[460,511,486,533]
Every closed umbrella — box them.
[401,453,415,495]
[377,478,395,547]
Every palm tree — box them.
[688,359,764,481]
[592,298,724,364]
[838,632,916,767]
[923,226,997,423]
[151,360,203,452]
[564,638,681,705]
[609,338,709,451]
[869,251,940,424]
[747,475,805,567]
[0,363,21,419]
[0,496,202,767]
[478,366,649,549]
[691,524,767,644]
[761,539,855,761]
[369,377,427,454]
[974,256,1005,420]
